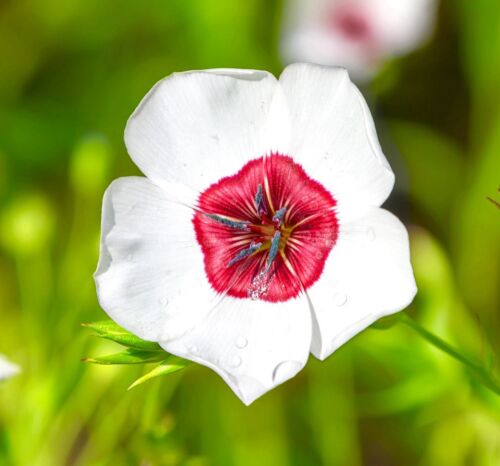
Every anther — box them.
[205,213,249,231]
[272,207,287,226]
[227,242,263,267]
[255,184,266,214]
[266,231,281,269]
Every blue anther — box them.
[255,184,265,212]
[227,242,262,267]
[272,207,287,225]
[266,231,281,269]
[205,214,249,231]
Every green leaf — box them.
[400,313,500,396]
[128,356,191,390]
[82,349,167,365]
[82,320,162,351]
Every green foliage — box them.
[82,320,163,352]
[83,349,167,366]
[128,357,191,390]
[82,319,191,390]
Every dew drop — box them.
[189,345,198,354]
[235,337,248,349]
[272,361,301,384]
[229,355,242,368]
[334,292,348,306]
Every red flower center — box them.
[193,153,339,302]
[330,7,372,42]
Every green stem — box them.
[400,313,500,396]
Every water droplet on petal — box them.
[189,345,198,354]
[272,361,301,384]
[229,355,242,368]
[334,292,348,306]
[235,337,248,349]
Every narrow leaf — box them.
[82,320,162,351]
[128,356,191,390]
[400,313,500,396]
[82,349,167,365]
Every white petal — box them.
[308,207,416,360]
[161,296,311,405]
[279,63,394,214]
[124,69,289,204]
[0,355,20,381]
[95,177,220,342]
[370,0,437,54]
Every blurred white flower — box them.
[281,0,438,81]
[0,354,20,381]
[95,64,416,404]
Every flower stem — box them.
[400,313,500,396]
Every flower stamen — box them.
[272,207,287,227]
[255,184,266,215]
[227,241,263,267]
[205,213,250,231]
[267,231,281,270]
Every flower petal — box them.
[307,207,416,360]
[279,63,394,212]
[95,177,219,342]
[161,296,311,405]
[0,355,20,381]
[124,69,288,204]
[369,0,437,55]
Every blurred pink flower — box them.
[281,0,438,81]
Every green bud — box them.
[0,193,55,256]
[69,135,112,194]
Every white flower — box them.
[95,64,416,404]
[0,354,20,381]
[281,0,438,81]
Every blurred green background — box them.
[0,1,499,465]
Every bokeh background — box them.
[1,1,499,465]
